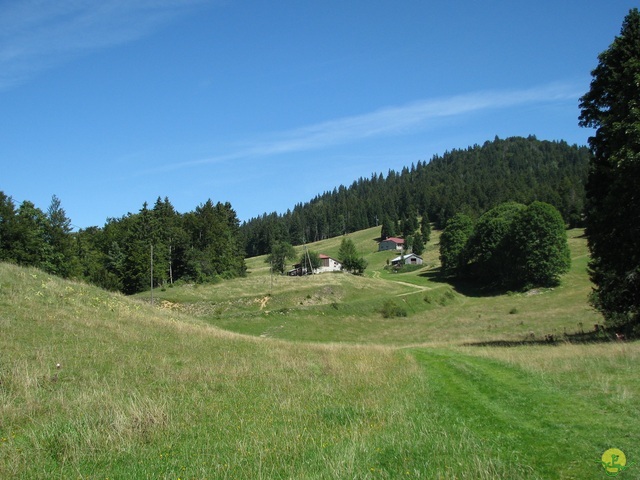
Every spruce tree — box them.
[579,8,640,333]
[46,195,80,278]
[420,212,431,243]
[380,215,396,240]
[412,234,425,256]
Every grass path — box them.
[409,348,638,479]
[392,280,432,296]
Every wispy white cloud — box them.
[150,82,582,173]
[0,0,208,89]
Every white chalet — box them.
[317,254,342,273]
[288,254,342,275]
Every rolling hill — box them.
[1,227,638,478]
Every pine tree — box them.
[579,8,640,333]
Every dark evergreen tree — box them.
[75,226,121,291]
[45,195,80,278]
[579,8,640,334]
[184,200,246,282]
[380,214,394,240]
[401,206,419,238]
[152,197,187,285]
[120,203,155,294]
[420,212,431,243]
[412,233,425,256]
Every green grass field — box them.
[147,228,601,346]
[1,228,638,478]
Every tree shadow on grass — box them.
[420,269,518,298]
[463,329,625,348]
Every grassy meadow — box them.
[147,228,601,346]
[1,227,638,478]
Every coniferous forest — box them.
[0,135,590,294]
[241,136,590,256]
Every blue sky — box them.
[1,1,637,229]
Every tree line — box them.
[0,194,246,294]
[240,135,591,257]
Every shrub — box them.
[380,299,407,318]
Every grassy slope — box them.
[149,227,601,346]
[1,228,638,478]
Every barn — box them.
[391,253,423,266]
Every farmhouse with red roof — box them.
[378,237,405,252]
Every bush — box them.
[424,288,456,306]
[380,299,407,318]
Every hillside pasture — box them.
[1,227,637,478]
[148,228,602,346]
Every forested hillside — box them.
[0,135,589,295]
[241,136,590,257]
[0,195,246,294]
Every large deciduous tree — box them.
[504,202,571,288]
[299,249,321,274]
[439,213,473,276]
[465,202,525,283]
[267,241,296,274]
[0,192,17,262]
[579,8,640,333]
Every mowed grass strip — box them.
[410,346,640,479]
